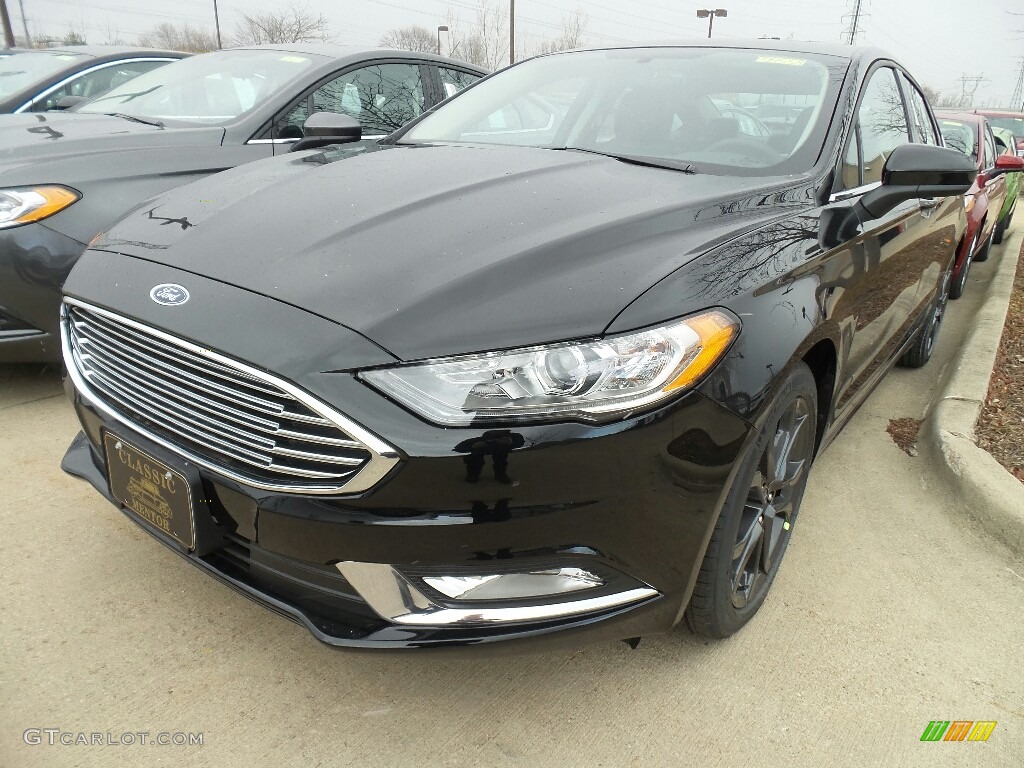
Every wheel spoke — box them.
[761,503,786,572]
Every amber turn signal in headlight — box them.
[0,186,81,230]
[360,309,740,425]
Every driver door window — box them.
[276,63,426,139]
[844,67,911,187]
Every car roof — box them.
[231,44,488,71]
[935,110,986,126]
[28,45,185,57]
[974,108,1024,118]
[541,38,889,63]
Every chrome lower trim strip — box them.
[336,562,659,627]
[62,299,401,495]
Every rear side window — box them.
[437,67,481,99]
[900,74,938,145]
[982,127,996,169]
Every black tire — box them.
[948,233,976,301]
[686,362,817,639]
[993,216,1005,245]
[974,226,994,262]
[899,256,953,368]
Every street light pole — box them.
[696,8,728,39]
[437,24,448,56]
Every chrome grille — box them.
[63,300,397,494]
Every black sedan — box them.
[62,42,1009,650]
[0,45,185,113]
[0,45,485,362]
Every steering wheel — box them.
[704,137,782,165]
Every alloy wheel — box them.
[730,395,815,609]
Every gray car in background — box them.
[0,46,185,113]
[0,44,486,362]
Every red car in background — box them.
[975,109,1024,152]
[936,111,1009,298]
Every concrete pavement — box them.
[1,240,1022,767]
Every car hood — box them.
[87,143,811,361]
[0,112,223,169]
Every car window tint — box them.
[983,128,996,169]
[279,63,426,138]
[900,75,938,145]
[857,68,910,185]
[30,60,169,112]
[437,67,482,99]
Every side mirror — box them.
[987,152,1024,178]
[50,95,86,111]
[290,112,361,152]
[858,143,977,220]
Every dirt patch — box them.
[977,237,1024,483]
[887,417,922,456]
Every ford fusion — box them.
[60,43,993,650]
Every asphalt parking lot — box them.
[2,241,1022,768]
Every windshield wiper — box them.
[553,146,697,174]
[106,112,164,128]
[87,84,162,106]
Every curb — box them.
[924,226,1024,557]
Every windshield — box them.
[985,116,1024,138]
[77,49,321,125]
[0,50,90,98]
[399,47,846,175]
[939,119,977,161]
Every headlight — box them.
[359,309,739,425]
[0,186,80,229]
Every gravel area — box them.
[977,237,1024,482]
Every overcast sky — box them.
[14,0,1024,105]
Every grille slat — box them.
[66,304,377,489]
[80,309,282,394]
[75,316,289,413]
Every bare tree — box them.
[533,9,587,56]
[379,25,437,53]
[233,3,331,46]
[446,1,508,71]
[139,22,218,53]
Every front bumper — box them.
[63,373,752,651]
[0,222,86,363]
[60,254,754,649]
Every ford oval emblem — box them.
[150,284,190,306]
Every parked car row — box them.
[934,110,1023,298]
[4,40,1024,651]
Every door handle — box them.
[919,198,941,209]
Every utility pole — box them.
[509,0,515,66]
[1011,57,1024,111]
[213,0,222,49]
[16,0,28,46]
[0,0,14,48]
[844,0,864,45]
